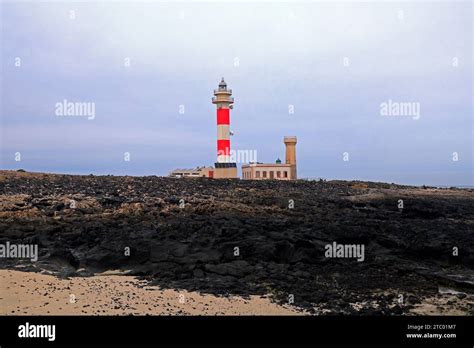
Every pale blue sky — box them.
[1,1,472,186]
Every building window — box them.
[284,171,288,178]
[270,171,274,179]
[263,171,267,178]
[256,171,260,178]
[277,171,281,178]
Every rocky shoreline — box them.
[1,170,473,315]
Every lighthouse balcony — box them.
[212,96,234,103]
[213,89,232,95]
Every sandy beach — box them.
[0,270,302,315]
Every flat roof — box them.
[242,163,292,168]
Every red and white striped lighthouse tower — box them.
[212,78,237,178]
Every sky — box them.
[0,0,472,186]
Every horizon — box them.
[3,169,474,189]
[1,1,472,187]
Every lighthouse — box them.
[168,78,298,180]
[212,78,238,179]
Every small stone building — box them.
[241,161,293,180]
[169,167,214,178]
[242,136,297,180]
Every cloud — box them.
[1,1,472,185]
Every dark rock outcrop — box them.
[0,171,473,314]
